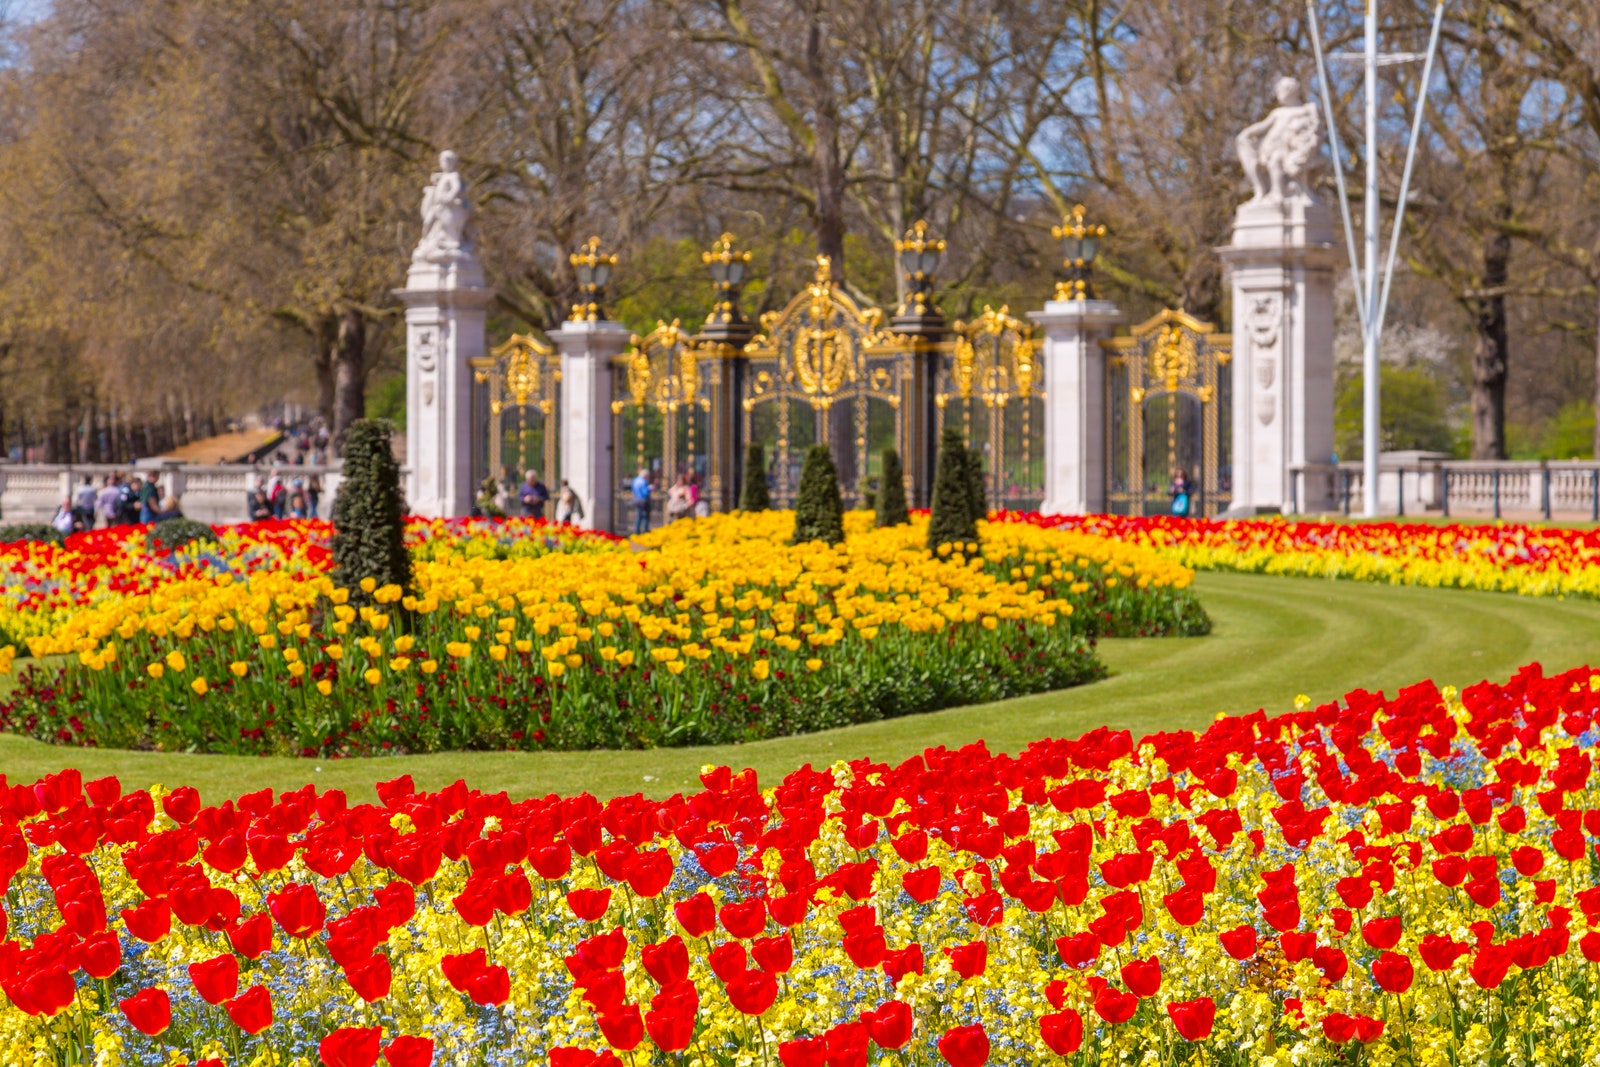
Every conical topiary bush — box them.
[876,448,908,527]
[928,425,978,551]
[791,445,845,545]
[966,445,989,524]
[331,418,412,606]
[741,442,771,512]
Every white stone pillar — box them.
[394,151,492,519]
[1217,200,1338,513]
[1027,299,1124,515]
[554,319,629,533]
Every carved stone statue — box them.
[413,150,473,264]
[1237,77,1321,205]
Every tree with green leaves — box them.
[741,442,771,512]
[928,425,979,550]
[875,448,908,527]
[331,419,412,605]
[791,445,845,545]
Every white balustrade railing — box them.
[1291,453,1600,520]
[0,462,346,526]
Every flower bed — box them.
[0,514,1204,755]
[1010,512,1600,599]
[1,662,1596,1067]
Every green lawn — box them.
[3,570,1597,803]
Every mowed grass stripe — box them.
[2,570,1597,803]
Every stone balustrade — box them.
[1292,453,1600,520]
[0,462,345,526]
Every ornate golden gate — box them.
[609,320,709,521]
[471,333,560,506]
[937,305,1045,511]
[741,256,901,507]
[1103,309,1232,516]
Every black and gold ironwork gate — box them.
[1103,309,1232,517]
[610,320,710,523]
[937,306,1045,512]
[471,333,561,503]
[741,256,901,507]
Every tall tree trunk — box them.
[1470,229,1510,461]
[315,314,338,429]
[805,16,846,273]
[332,306,368,454]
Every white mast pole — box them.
[1362,0,1381,517]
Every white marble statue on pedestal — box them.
[414,151,474,265]
[1236,78,1321,206]
[1218,79,1337,514]
[397,150,493,519]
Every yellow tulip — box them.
[421,660,438,674]
[146,663,164,680]
[364,668,382,686]
[230,662,249,678]
[752,660,770,680]
[805,658,823,672]
[390,657,411,671]
[359,577,377,593]
[316,679,333,696]
[190,677,208,696]
[446,642,471,659]
[617,650,635,667]
[165,650,186,672]
[549,661,566,678]
[490,645,508,662]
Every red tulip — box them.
[1371,950,1413,993]
[862,1000,913,1049]
[567,889,612,922]
[1040,1009,1084,1055]
[1120,956,1161,997]
[902,867,942,903]
[79,931,121,979]
[1361,916,1402,950]
[469,965,510,1006]
[1510,846,1544,876]
[189,953,240,1005]
[626,849,675,898]
[269,883,326,939]
[642,936,690,987]
[673,892,717,938]
[1418,934,1467,972]
[1167,997,1215,1041]
[227,984,273,1034]
[778,1037,827,1067]
[382,1035,435,1067]
[824,1024,869,1067]
[162,785,201,824]
[599,1005,643,1051]
[1093,986,1138,1024]
[944,941,987,979]
[709,942,748,982]
[319,1026,382,1067]
[229,914,273,959]
[119,987,171,1036]
[1580,932,1600,962]
[121,898,171,943]
[752,934,794,974]
[644,981,697,1051]
[1219,924,1257,960]
[726,969,777,1016]
[345,954,392,1003]
[1163,887,1204,926]
[937,1023,989,1067]
[720,898,767,940]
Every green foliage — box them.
[876,448,908,527]
[1536,401,1595,460]
[928,426,978,550]
[740,442,771,512]
[0,524,64,546]
[790,445,844,545]
[331,419,412,604]
[147,518,217,554]
[1335,364,1456,460]
[366,374,407,432]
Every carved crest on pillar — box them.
[1246,294,1282,350]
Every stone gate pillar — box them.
[1028,299,1124,515]
[397,151,492,519]
[555,319,629,532]
[1217,78,1338,513]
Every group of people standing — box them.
[247,470,322,521]
[629,468,708,535]
[477,469,585,525]
[55,472,182,533]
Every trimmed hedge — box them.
[331,419,412,605]
[790,445,844,545]
[876,448,908,527]
[740,442,771,512]
[927,425,978,549]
